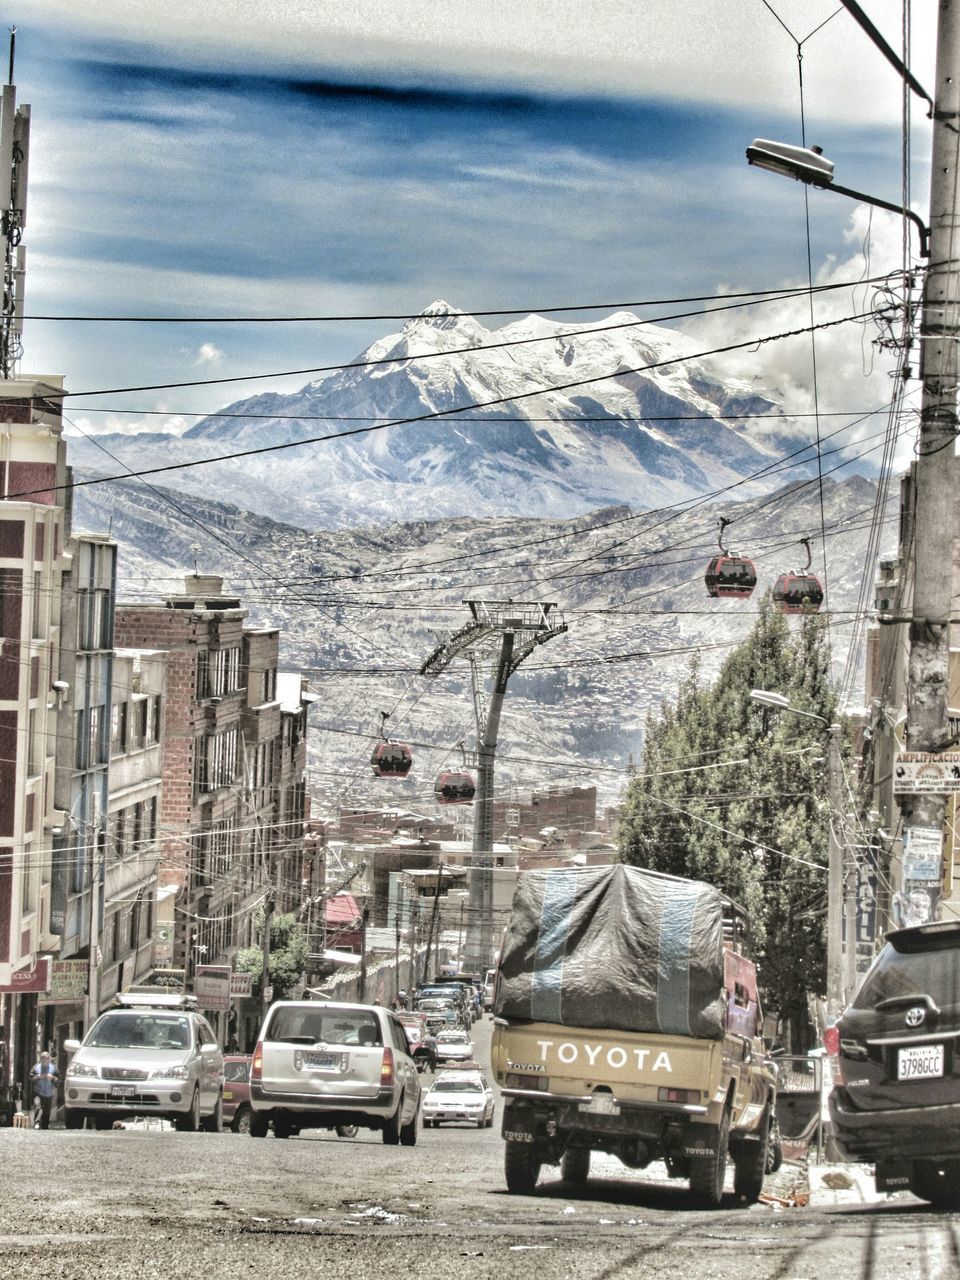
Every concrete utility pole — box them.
[901,2,960,909]
[421,601,567,974]
[826,728,845,1016]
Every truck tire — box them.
[689,1109,729,1209]
[733,1108,770,1205]
[505,1139,541,1195]
[249,1114,270,1138]
[561,1146,590,1187]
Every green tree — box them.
[235,909,308,1003]
[619,599,835,1049]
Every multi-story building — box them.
[114,574,310,1043]
[0,378,75,1111]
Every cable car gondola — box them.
[434,770,476,805]
[772,537,824,615]
[705,517,757,599]
[370,741,413,778]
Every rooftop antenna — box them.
[0,26,29,378]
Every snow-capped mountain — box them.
[67,302,828,529]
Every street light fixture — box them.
[750,688,847,1018]
[746,138,930,258]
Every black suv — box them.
[828,920,960,1207]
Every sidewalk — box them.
[806,1161,884,1207]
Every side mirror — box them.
[200,1042,221,1056]
[63,1039,81,1054]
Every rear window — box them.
[224,1060,250,1083]
[853,938,960,1009]
[265,1006,382,1047]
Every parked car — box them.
[248,1000,420,1143]
[63,992,224,1131]
[434,1029,474,1064]
[422,1069,495,1128]
[482,968,496,1012]
[828,920,960,1207]
[222,1055,252,1133]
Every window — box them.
[129,698,148,751]
[31,569,42,638]
[196,648,241,699]
[26,708,38,776]
[110,702,128,755]
[264,667,277,703]
[147,696,161,744]
[195,728,239,793]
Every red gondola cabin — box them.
[370,742,413,777]
[434,771,476,805]
[705,554,757,599]
[772,572,824,615]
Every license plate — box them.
[579,1093,620,1115]
[110,1085,136,1098]
[303,1052,341,1070]
[897,1044,944,1080]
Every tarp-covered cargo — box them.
[494,863,726,1040]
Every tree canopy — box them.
[618,597,837,1048]
[235,908,308,1003]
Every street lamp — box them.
[746,138,930,258]
[749,689,847,1018]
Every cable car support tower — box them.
[420,601,567,973]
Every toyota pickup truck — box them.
[490,863,776,1207]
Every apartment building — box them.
[114,575,310,1040]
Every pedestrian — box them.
[30,1051,59,1130]
[422,1031,437,1073]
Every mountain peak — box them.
[402,300,467,333]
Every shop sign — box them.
[38,959,88,1005]
[0,957,51,993]
[195,965,231,1012]
[229,972,253,999]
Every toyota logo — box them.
[905,1006,926,1028]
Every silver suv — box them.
[63,994,224,1131]
[249,1000,420,1143]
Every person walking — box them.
[30,1051,59,1130]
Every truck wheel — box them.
[249,1114,270,1138]
[505,1140,541,1195]
[733,1108,770,1205]
[273,1113,293,1139]
[561,1146,590,1187]
[689,1110,729,1209]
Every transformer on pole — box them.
[420,601,567,973]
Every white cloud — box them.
[195,342,223,366]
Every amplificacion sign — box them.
[893,752,960,795]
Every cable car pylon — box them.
[420,600,567,972]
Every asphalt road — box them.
[2,1018,957,1279]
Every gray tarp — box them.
[494,863,726,1040]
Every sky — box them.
[3,1,938,443]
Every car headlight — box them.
[150,1064,191,1080]
[68,1060,98,1079]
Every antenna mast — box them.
[0,28,29,378]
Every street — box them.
[1,1020,959,1279]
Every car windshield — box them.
[853,937,960,1009]
[87,1013,191,1050]
[437,1032,468,1044]
[224,1060,250,1083]
[432,1078,483,1093]
[267,1007,382,1046]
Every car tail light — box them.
[504,1073,548,1091]
[823,1025,845,1085]
[658,1087,702,1105]
[381,1047,395,1085]
[251,1041,264,1083]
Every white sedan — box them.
[421,1071,495,1128]
[434,1030,474,1064]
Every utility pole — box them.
[826,728,845,1017]
[901,3,960,917]
[420,601,567,974]
[260,894,275,1025]
[423,864,445,979]
[0,30,29,378]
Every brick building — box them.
[114,575,310,1037]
